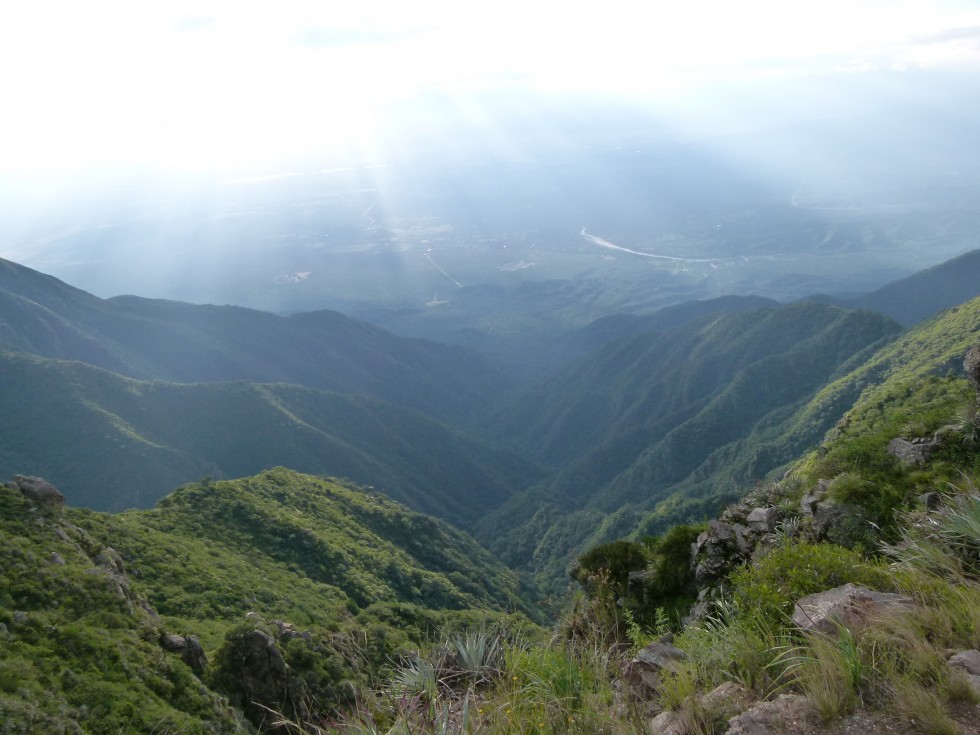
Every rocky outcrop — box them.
[218,628,291,728]
[692,508,782,582]
[89,546,135,610]
[624,637,686,701]
[11,475,64,512]
[160,633,209,673]
[887,436,941,465]
[800,479,829,517]
[965,343,980,390]
[791,583,914,635]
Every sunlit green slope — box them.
[0,468,540,733]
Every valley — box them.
[2,73,980,735]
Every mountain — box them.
[3,300,978,735]
[0,468,537,733]
[0,256,502,424]
[0,350,541,523]
[479,302,902,587]
[825,247,980,327]
[563,294,779,357]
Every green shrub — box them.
[731,541,893,624]
[571,540,645,597]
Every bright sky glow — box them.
[2,0,980,175]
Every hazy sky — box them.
[3,0,980,175]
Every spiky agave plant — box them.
[450,629,503,688]
[884,488,980,581]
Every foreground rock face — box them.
[792,583,914,635]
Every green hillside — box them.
[0,469,539,734]
[73,468,537,631]
[0,350,541,523]
[480,302,901,588]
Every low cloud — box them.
[292,27,407,49]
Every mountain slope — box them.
[480,302,902,587]
[72,468,535,626]
[0,256,502,423]
[841,247,980,326]
[0,350,541,524]
[0,468,539,733]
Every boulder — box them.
[160,634,187,653]
[693,521,754,582]
[708,520,733,541]
[811,501,850,540]
[918,492,943,510]
[650,709,684,735]
[725,694,813,735]
[13,475,64,512]
[792,583,914,635]
[733,524,752,554]
[92,547,133,605]
[182,634,208,673]
[624,638,686,699]
[949,649,980,676]
[887,437,939,465]
[800,480,829,516]
[746,507,779,533]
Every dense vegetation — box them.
[0,470,541,733]
[479,302,901,592]
[2,252,980,733]
[0,256,504,424]
[0,351,540,521]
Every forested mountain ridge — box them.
[0,256,502,424]
[0,349,541,522]
[841,246,980,326]
[479,302,902,587]
[2,298,978,734]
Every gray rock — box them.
[733,524,752,554]
[918,492,943,509]
[708,521,733,541]
[965,343,980,390]
[887,437,939,465]
[92,547,133,606]
[650,709,684,735]
[800,482,829,516]
[13,475,64,512]
[182,635,208,673]
[725,694,812,735]
[746,507,779,533]
[949,649,980,676]
[49,552,66,566]
[792,583,914,635]
[701,681,751,724]
[161,634,187,652]
[625,638,686,699]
